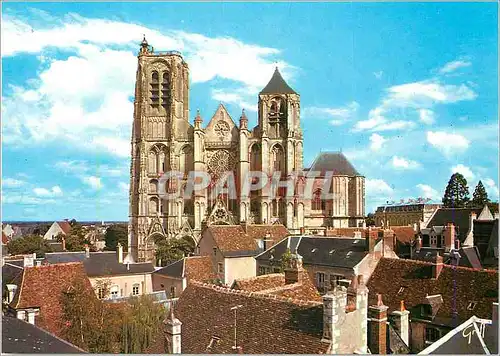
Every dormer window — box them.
[311,248,318,253]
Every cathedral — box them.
[128,38,365,262]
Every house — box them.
[256,230,398,293]
[43,220,72,240]
[2,261,96,337]
[198,225,260,286]
[2,314,85,353]
[147,274,372,354]
[367,257,498,353]
[374,199,442,228]
[232,253,322,303]
[43,244,155,299]
[418,303,498,354]
[152,255,217,297]
[473,218,498,269]
[240,222,289,250]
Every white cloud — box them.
[211,89,257,112]
[439,59,472,74]
[54,160,89,174]
[451,164,475,181]
[416,184,440,200]
[483,178,499,198]
[373,71,383,79]
[2,13,292,157]
[303,101,359,126]
[119,182,129,192]
[419,109,435,125]
[2,178,25,188]
[365,178,394,196]
[369,133,385,151]
[391,156,420,170]
[426,131,470,156]
[82,176,103,190]
[33,185,63,197]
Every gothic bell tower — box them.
[254,68,304,226]
[129,37,192,262]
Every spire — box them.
[140,34,150,55]
[195,109,202,122]
[260,67,297,95]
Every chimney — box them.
[23,254,35,267]
[444,223,456,251]
[61,236,66,251]
[365,229,376,253]
[391,301,410,347]
[85,244,90,258]
[284,253,303,284]
[240,220,247,233]
[300,227,305,235]
[416,235,422,252]
[117,243,123,264]
[368,294,389,355]
[321,286,347,354]
[164,305,182,354]
[432,253,444,279]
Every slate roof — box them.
[232,271,322,303]
[154,256,216,282]
[474,219,498,261]
[259,67,297,95]
[256,236,368,269]
[10,262,96,336]
[44,251,155,277]
[2,262,24,290]
[413,247,483,269]
[206,225,259,257]
[418,315,497,354]
[367,258,498,325]
[147,281,330,354]
[2,315,85,353]
[308,152,361,176]
[426,208,483,242]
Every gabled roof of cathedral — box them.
[260,67,297,95]
[308,152,361,176]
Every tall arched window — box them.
[149,197,159,214]
[271,144,284,173]
[158,150,166,174]
[179,146,192,175]
[149,151,157,174]
[250,144,261,171]
[176,64,183,101]
[149,179,158,193]
[312,189,324,211]
[150,71,159,107]
[161,71,170,109]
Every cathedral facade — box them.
[129,38,365,262]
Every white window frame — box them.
[132,284,140,296]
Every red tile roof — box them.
[184,256,217,283]
[207,225,258,254]
[2,231,8,244]
[147,281,328,354]
[57,221,72,235]
[244,224,289,246]
[233,271,322,303]
[367,258,498,322]
[389,226,416,244]
[11,262,96,336]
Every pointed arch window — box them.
[312,189,325,211]
[161,71,170,109]
[271,144,285,173]
[250,144,261,171]
[150,71,160,108]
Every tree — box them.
[56,220,89,252]
[120,295,165,353]
[470,180,490,207]
[6,235,53,257]
[155,236,195,266]
[442,173,470,208]
[280,248,292,272]
[105,224,128,251]
[365,213,376,227]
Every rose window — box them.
[207,150,235,179]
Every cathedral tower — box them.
[129,37,193,262]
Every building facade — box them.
[129,38,365,262]
[374,200,441,228]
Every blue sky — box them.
[2,2,498,221]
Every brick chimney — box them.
[284,253,303,284]
[117,243,124,264]
[391,300,410,347]
[444,223,456,251]
[368,294,389,354]
[432,253,444,279]
[365,228,376,253]
[164,304,182,354]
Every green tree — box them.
[6,235,53,257]
[104,224,128,251]
[280,248,292,272]
[469,180,490,207]
[56,220,89,252]
[365,213,376,227]
[442,173,470,208]
[120,295,165,353]
[155,236,195,266]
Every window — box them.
[98,288,106,299]
[150,71,159,108]
[258,266,266,275]
[425,327,440,343]
[430,235,437,246]
[110,285,119,299]
[329,275,341,288]
[467,302,477,311]
[218,263,223,273]
[132,284,140,296]
[273,267,281,273]
[317,272,325,287]
[170,286,176,298]
[213,247,217,256]
[312,189,323,211]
